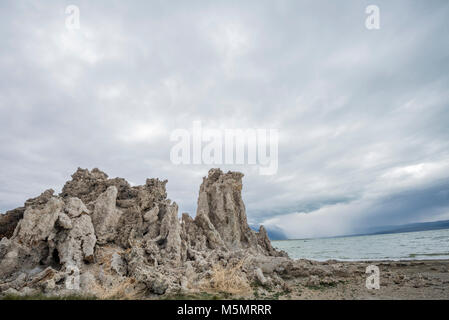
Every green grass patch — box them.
[1,293,98,300]
[305,281,337,291]
[162,291,230,300]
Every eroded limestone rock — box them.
[0,207,25,240]
[91,186,121,244]
[13,196,62,246]
[0,167,295,298]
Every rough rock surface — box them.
[0,207,25,240]
[0,167,336,299]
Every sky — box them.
[1,0,449,239]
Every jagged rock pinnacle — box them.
[0,168,287,298]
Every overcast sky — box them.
[1,0,449,238]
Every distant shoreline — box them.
[273,225,449,242]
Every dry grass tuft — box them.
[91,278,138,300]
[200,258,251,295]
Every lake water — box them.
[271,228,449,261]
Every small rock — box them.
[111,253,126,276]
[57,212,73,229]
[306,275,320,287]
[255,268,268,286]
[2,287,19,296]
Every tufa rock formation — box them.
[0,168,292,298]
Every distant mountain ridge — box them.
[253,219,449,241]
[251,219,449,241]
[363,219,449,236]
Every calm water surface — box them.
[272,228,449,261]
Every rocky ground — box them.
[249,259,449,300]
[0,168,448,300]
[163,259,449,300]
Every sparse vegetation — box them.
[1,293,97,300]
[305,281,337,291]
[90,278,138,300]
[163,291,225,300]
[200,259,251,295]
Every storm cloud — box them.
[1,0,448,238]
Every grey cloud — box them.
[1,0,449,238]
